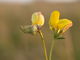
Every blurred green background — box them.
[0,1,80,60]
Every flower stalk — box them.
[38,30,48,60]
[49,38,55,60]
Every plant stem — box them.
[38,30,48,60]
[49,38,55,60]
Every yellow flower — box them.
[49,11,60,29]
[49,11,72,34]
[57,19,72,33]
[32,12,44,27]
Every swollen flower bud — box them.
[32,12,44,27]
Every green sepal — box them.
[56,36,65,39]
[53,31,65,40]
[20,25,38,35]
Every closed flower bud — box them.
[32,12,44,27]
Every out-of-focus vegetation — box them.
[0,2,80,60]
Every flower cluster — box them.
[20,12,44,34]
[49,11,72,39]
[21,11,72,38]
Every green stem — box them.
[38,30,48,60]
[49,38,55,60]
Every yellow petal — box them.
[57,19,72,33]
[49,11,60,29]
[32,12,44,26]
